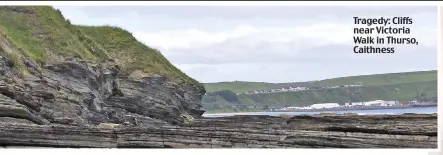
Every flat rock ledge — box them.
[0,114,437,148]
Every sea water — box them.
[202,107,438,118]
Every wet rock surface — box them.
[0,114,437,148]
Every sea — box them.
[202,107,438,118]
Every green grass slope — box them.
[237,81,437,106]
[203,80,437,112]
[203,81,270,93]
[204,70,437,93]
[76,26,199,85]
[316,70,437,87]
[0,6,200,87]
[0,6,101,64]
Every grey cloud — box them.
[163,38,436,66]
[52,6,437,83]
[54,6,437,32]
[54,6,436,20]
[163,39,302,65]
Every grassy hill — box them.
[204,70,437,93]
[237,81,437,106]
[203,81,270,93]
[202,71,438,112]
[316,70,437,87]
[0,6,200,87]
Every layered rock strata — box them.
[0,114,437,148]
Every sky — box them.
[53,6,437,83]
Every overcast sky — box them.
[53,6,437,83]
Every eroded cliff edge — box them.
[0,6,205,126]
[0,56,205,126]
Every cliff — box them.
[0,6,437,148]
[0,6,205,126]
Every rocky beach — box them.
[0,6,438,149]
[0,114,437,148]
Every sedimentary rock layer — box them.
[0,114,437,148]
[0,54,205,126]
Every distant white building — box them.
[410,100,418,104]
[286,86,307,92]
[310,103,340,109]
[286,106,302,109]
[351,102,364,106]
[270,88,282,93]
[363,101,377,106]
[349,100,399,107]
[363,100,385,106]
[383,101,398,106]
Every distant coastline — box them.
[271,102,437,113]
[202,106,437,118]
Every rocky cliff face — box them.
[0,53,205,126]
[0,6,206,127]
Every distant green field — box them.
[203,81,270,93]
[316,70,437,87]
[202,71,438,112]
[203,70,437,93]
[238,80,437,106]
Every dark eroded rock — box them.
[0,55,205,126]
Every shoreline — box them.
[203,106,437,117]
